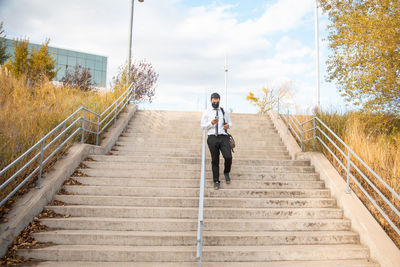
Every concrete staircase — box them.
[18,110,378,266]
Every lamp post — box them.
[314,0,320,112]
[128,0,144,75]
[224,55,228,110]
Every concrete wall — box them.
[269,110,400,267]
[0,105,137,258]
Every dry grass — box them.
[0,69,126,215]
[289,111,400,248]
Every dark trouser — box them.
[207,135,232,183]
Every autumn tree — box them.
[113,60,159,103]
[0,22,9,65]
[4,38,57,84]
[246,81,294,114]
[4,39,29,78]
[61,65,93,91]
[28,39,57,83]
[318,0,400,113]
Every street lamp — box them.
[224,55,228,111]
[314,0,320,112]
[128,0,144,75]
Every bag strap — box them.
[220,107,226,126]
[220,107,228,134]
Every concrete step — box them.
[128,120,276,126]
[130,114,270,120]
[120,133,203,140]
[131,110,263,117]
[125,129,279,135]
[62,185,330,198]
[119,135,202,141]
[71,177,325,189]
[112,145,288,154]
[45,205,343,219]
[18,245,197,262]
[88,155,310,166]
[75,169,319,180]
[129,116,273,123]
[114,142,286,150]
[17,244,369,262]
[118,135,281,142]
[120,136,281,144]
[30,260,380,267]
[129,118,274,123]
[41,217,352,232]
[232,172,320,180]
[119,135,282,143]
[110,150,290,159]
[77,168,314,180]
[81,162,314,173]
[133,110,263,118]
[127,120,275,126]
[129,115,273,122]
[126,123,278,129]
[122,128,279,134]
[33,230,359,246]
[119,133,281,141]
[111,150,290,158]
[200,245,370,261]
[54,195,336,208]
[130,114,269,119]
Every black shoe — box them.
[214,181,220,190]
[224,173,231,184]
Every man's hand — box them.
[224,123,229,130]
[211,118,218,125]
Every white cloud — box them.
[255,0,314,33]
[275,36,314,60]
[0,0,338,113]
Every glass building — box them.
[2,38,107,87]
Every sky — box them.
[0,0,347,113]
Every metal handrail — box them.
[0,83,135,207]
[271,96,400,237]
[196,99,207,267]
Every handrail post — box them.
[277,96,280,115]
[96,116,100,146]
[36,140,44,189]
[346,148,351,194]
[300,122,304,152]
[268,94,271,111]
[113,102,117,128]
[286,109,289,134]
[81,109,86,143]
[313,117,316,150]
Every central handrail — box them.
[196,129,206,266]
[196,102,207,266]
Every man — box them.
[201,92,233,190]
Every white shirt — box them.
[201,106,232,136]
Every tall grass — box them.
[0,69,126,210]
[293,110,400,248]
[315,111,400,199]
